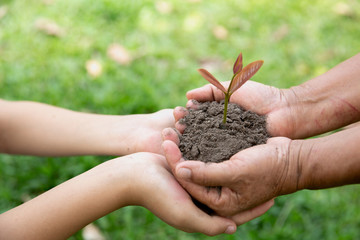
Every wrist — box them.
[275,85,318,139]
[280,59,360,139]
[107,153,166,207]
[295,127,360,190]
[107,114,158,155]
[95,114,147,156]
[278,139,310,195]
[102,156,141,206]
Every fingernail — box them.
[225,225,236,234]
[162,128,172,137]
[177,167,191,179]
[177,106,187,113]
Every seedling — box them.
[198,52,263,124]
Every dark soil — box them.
[179,100,270,163]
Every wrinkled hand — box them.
[162,132,284,220]
[162,133,296,217]
[131,152,276,232]
[182,81,298,138]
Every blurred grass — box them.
[1,0,360,239]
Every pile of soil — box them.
[179,100,270,163]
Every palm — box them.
[135,153,237,235]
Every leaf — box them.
[229,60,263,95]
[272,24,289,42]
[82,223,105,240]
[198,69,227,93]
[199,58,223,72]
[332,2,354,17]
[212,25,228,40]
[0,6,8,20]
[107,43,132,65]
[42,0,55,5]
[85,59,103,78]
[155,1,173,14]
[233,52,243,75]
[34,18,65,37]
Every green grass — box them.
[1,0,360,239]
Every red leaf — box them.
[229,60,263,95]
[198,69,227,93]
[233,52,243,75]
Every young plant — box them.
[198,53,264,124]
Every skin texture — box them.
[181,53,360,139]
[162,53,360,217]
[0,153,237,239]
[0,100,274,237]
[0,100,174,156]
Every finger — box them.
[344,121,360,130]
[172,167,238,216]
[186,84,226,102]
[152,166,237,236]
[165,196,237,235]
[175,160,238,186]
[186,99,201,109]
[173,106,188,122]
[175,121,186,134]
[162,128,180,145]
[180,206,237,236]
[162,139,184,174]
[231,199,275,225]
[169,194,237,235]
[174,161,243,215]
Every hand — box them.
[121,152,274,233]
[110,109,175,155]
[162,131,295,217]
[0,101,175,156]
[130,109,175,154]
[0,152,238,238]
[181,81,297,138]
[117,152,237,235]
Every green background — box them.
[1,0,359,239]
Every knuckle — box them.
[209,191,227,210]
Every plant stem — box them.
[223,74,236,125]
[223,94,229,124]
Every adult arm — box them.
[162,125,360,216]
[0,100,174,156]
[183,53,360,139]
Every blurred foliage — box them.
[0,0,360,239]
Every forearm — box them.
[283,53,360,138]
[0,100,144,156]
[290,126,360,192]
[0,158,130,240]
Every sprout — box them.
[198,52,264,124]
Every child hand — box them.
[119,152,237,235]
[0,152,237,238]
[109,109,175,155]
